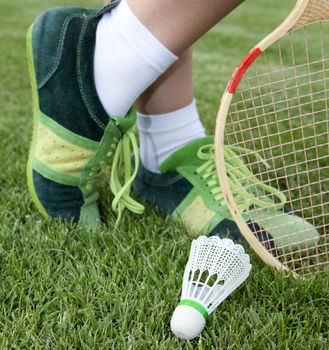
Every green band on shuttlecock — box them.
[178,299,209,321]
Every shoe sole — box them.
[26,24,49,219]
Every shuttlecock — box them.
[171,236,252,340]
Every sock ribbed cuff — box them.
[137,100,206,173]
[137,100,202,132]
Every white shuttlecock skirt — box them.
[171,236,252,340]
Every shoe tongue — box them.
[159,136,214,173]
[113,108,136,133]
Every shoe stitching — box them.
[140,171,184,187]
[39,13,81,89]
[154,174,184,187]
[77,17,106,129]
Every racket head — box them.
[215,0,329,276]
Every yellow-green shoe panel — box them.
[246,208,320,251]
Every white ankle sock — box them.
[137,100,206,173]
[94,0,177,117]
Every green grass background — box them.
[0,0,328,348]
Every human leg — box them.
[127,0,245,55]
[95,0,244,173]
[127,1,245,238]
[94,0,244,117]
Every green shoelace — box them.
[196,144,287,213]
[110,129,144,226]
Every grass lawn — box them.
[0,0,328,348]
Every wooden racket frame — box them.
[215,0,328,274]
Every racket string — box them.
[223,21,329,275]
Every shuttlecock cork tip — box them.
[170,303,207,340]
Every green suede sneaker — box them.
[133,136,320,250]
[133,137,244,239]
[26,2,143,228]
